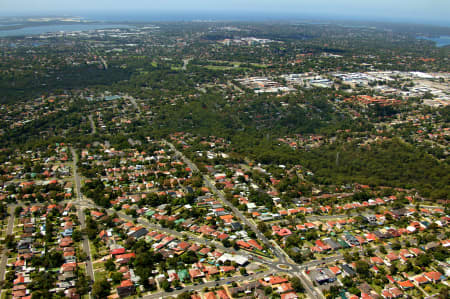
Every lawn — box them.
[1,290,11,299]
[204,65,236,71]
[89,241,98,257]
[94,270,107,281]
[206,60,268,68]
[93,261,105,270]
[78,263,86,272]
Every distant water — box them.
[0,23,21,27]
[417,36,450,47]
[0,24,132,37]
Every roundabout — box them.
[276,263,293,271]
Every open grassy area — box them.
[1,290,11,299]
[206,60,268,68]
[204,65,238,71]
[78,263,86,272]
[94,270,107,281]
[93,261,105,270]
[89,241,98,257]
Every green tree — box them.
[75,271,90,295]
[14,206,23,217]
[160,279,171,291]
[5,234,16,249]
[111,272,123,284]
[355,260,370,278]
[177,292,192,299]
[291,277,305,292]
[105,258,116,272]
[92,278,111,299]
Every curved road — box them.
[163,141,332,298]
[73,143,343,299]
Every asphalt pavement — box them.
[141,270,274,299]
[73,143,345,299]
[71,148,95,283]
[163,141,340,298]
[0,206,15,298]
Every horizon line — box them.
[0,10,449,28]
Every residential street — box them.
[0,207,15,298]
[141,270,274,299]
[163,140,333,298]
[71,148,95,283]
[88,114,96,134]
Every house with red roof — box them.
[370,256,384,265]
[236,240,252,249]
[424,271,444,283]
[115,253,136,264]
[385,252,399,263]
[385,289,399,299]
[204,267,219,276]
[204,292,216,299]
[278,282,294,293]
[90,211,104,218]
[14,274,30,285]
[110,248,126,256]
[365,233,378,242]
[397,280,414,290]
[199,247,211,256]
[270,276,288,285]
[315,240,331,251]
[414,275,429,285]
[59,237,73,248]
[276,228,292,237]
[361,293,374,299]
[399,249,413,259]
[389,287,403,298]
[386,275,396,284]
[329,266,341,275]
[116,280,135,298]
[440,239,450,247]
[188,244,201,252]
[217,233,229,241]
[304,222,316,229]
[189,269,204,279]
[248,239,263,251]
[216,289,229,299]
[281,292,298,299]
[220,265,235,273]
[61,262,77,273]
[409,247,423,256]
[176,241,190,251]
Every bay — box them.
[0,23,132,37]
[417,35,450,47]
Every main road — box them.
[164,141,279,257]
[163,140,331,298]
[0,205,15,298]
[71,148,95,283]
[88,114,96,135]
[72,142,342,299]
[141,270,273,299]
[74,199,283,272]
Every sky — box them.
[1,0,449,26]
